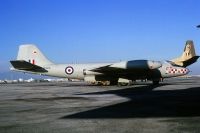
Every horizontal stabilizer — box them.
[181,56,200,67]
[10,60,48,72]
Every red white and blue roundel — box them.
[65,66,74,75]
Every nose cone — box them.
[185,68,190,74]
[148,61,162,69]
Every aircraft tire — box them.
[110,80,118,86]
[153,80,159,85]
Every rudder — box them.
[172,40,199,67]
[182,40,196,60]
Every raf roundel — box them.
[65,66,74,75]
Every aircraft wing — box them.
[10,60,48,72]
[89,60,162,77]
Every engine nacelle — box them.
[110,60,162,70]
[83,69,102,76]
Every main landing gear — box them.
[152,78,163,85]
[152,80,159,85]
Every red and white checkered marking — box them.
[166,67,188,74]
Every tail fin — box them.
[171,40,199,67]
[17,44,53,66]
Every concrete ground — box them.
[0,77,200,133]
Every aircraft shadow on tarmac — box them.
[61,83,200,119]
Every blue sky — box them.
[0,0,200,74]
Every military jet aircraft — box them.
[10,40,199,85]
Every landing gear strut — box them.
[110,80,118,86]
[152,80,159,85]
